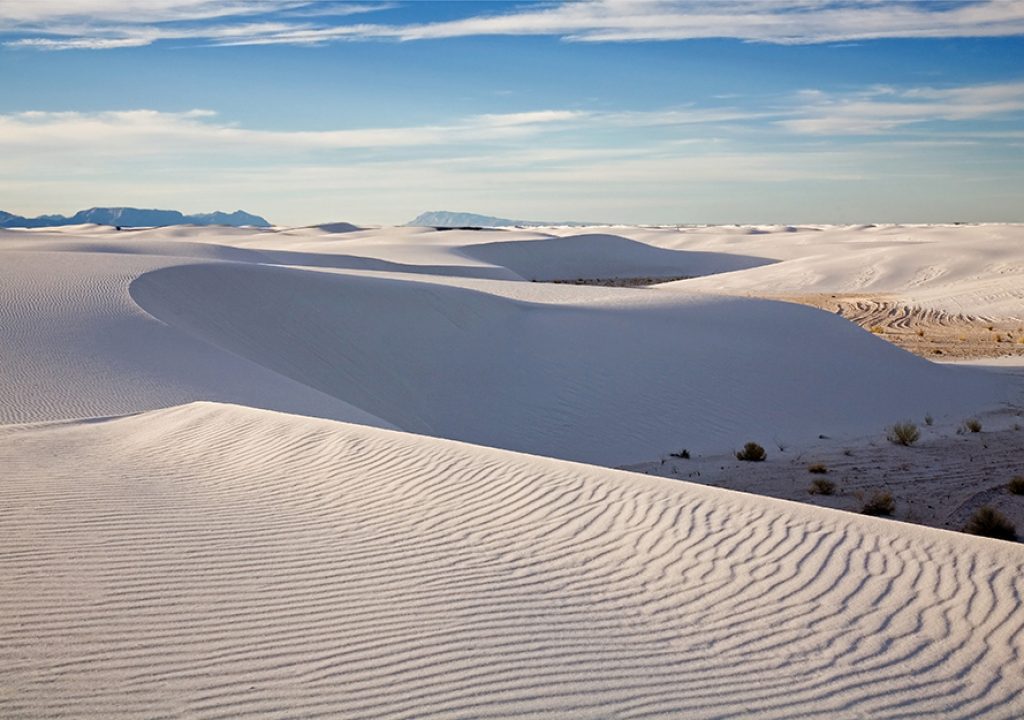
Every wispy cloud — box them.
[0,1,391,49]
[383,0,1024,44]
[4,80,1020,161]
[781,81,1024,134]
[5,1,1024,50]
[0,1,372,25]
[0,108,593,156]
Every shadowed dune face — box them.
[2,402,1022,719]
[130,261,1008,465]
[459,232,775,281]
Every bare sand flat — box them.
[627,408,1024,535]
[2,222,1023,717]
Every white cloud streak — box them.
[2,80,1020,165]
[4,0,1024,50]
[390,0,1024,45]
[781,81,1024,134]
[0,108,594,156]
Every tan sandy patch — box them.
[770,293,1024,360]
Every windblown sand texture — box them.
[2,222,1023,718]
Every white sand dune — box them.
[0,249,388,427]
[3,222,1024,718]
[457,232,773,280]
[621,224,1024,320]
[130,260,1010,465]
[5,225,1012,462]
[2,402,1023,718]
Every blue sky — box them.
[2,0,1024,225]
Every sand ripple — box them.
[2,403,1023,718]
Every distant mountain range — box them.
[0,207,271,229]
[407,211,593,228]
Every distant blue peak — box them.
[0,207,272,229]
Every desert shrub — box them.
[736,442,766,462]
[887,421,920,446]
[809,478,836,496]
[1008,476,1024,495]
[964,418,982,433]
[670,449,690,459]
[808,463,828,474]
[861,491,895,516]
[963,507,1017,541]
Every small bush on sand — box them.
[963,507,1017,541]
[736,442,767,462]
[861,491,895,516]
[1008,476,1024,495]
[964,418,982,433]
[809,478,836,496]
[808,463,828,474]
[887,421,920,446]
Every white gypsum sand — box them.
[3,402,1023,719]
[2,222,1023,718]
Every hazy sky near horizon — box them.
[2,0,1024,226]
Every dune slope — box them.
[0,250,388,427]
[2,402,1022,719]
[130,260,1011,465]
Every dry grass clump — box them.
[887,421,920,446]
[736,442,766,462]
[808,463,828,474]
[1008,476,1024,495]
[809,478,836,496]
[964,418,982,433]
[861,491,895,516]
[963,507,1017,541]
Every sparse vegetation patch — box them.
[1008,476,1024,495]
[964,418,982,433]
[963,507,1017,541]
[809,478,836,496]
[887,421,920,446]
[736,442,767,462]
[808,463,828,474]
[861,491,895,516]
